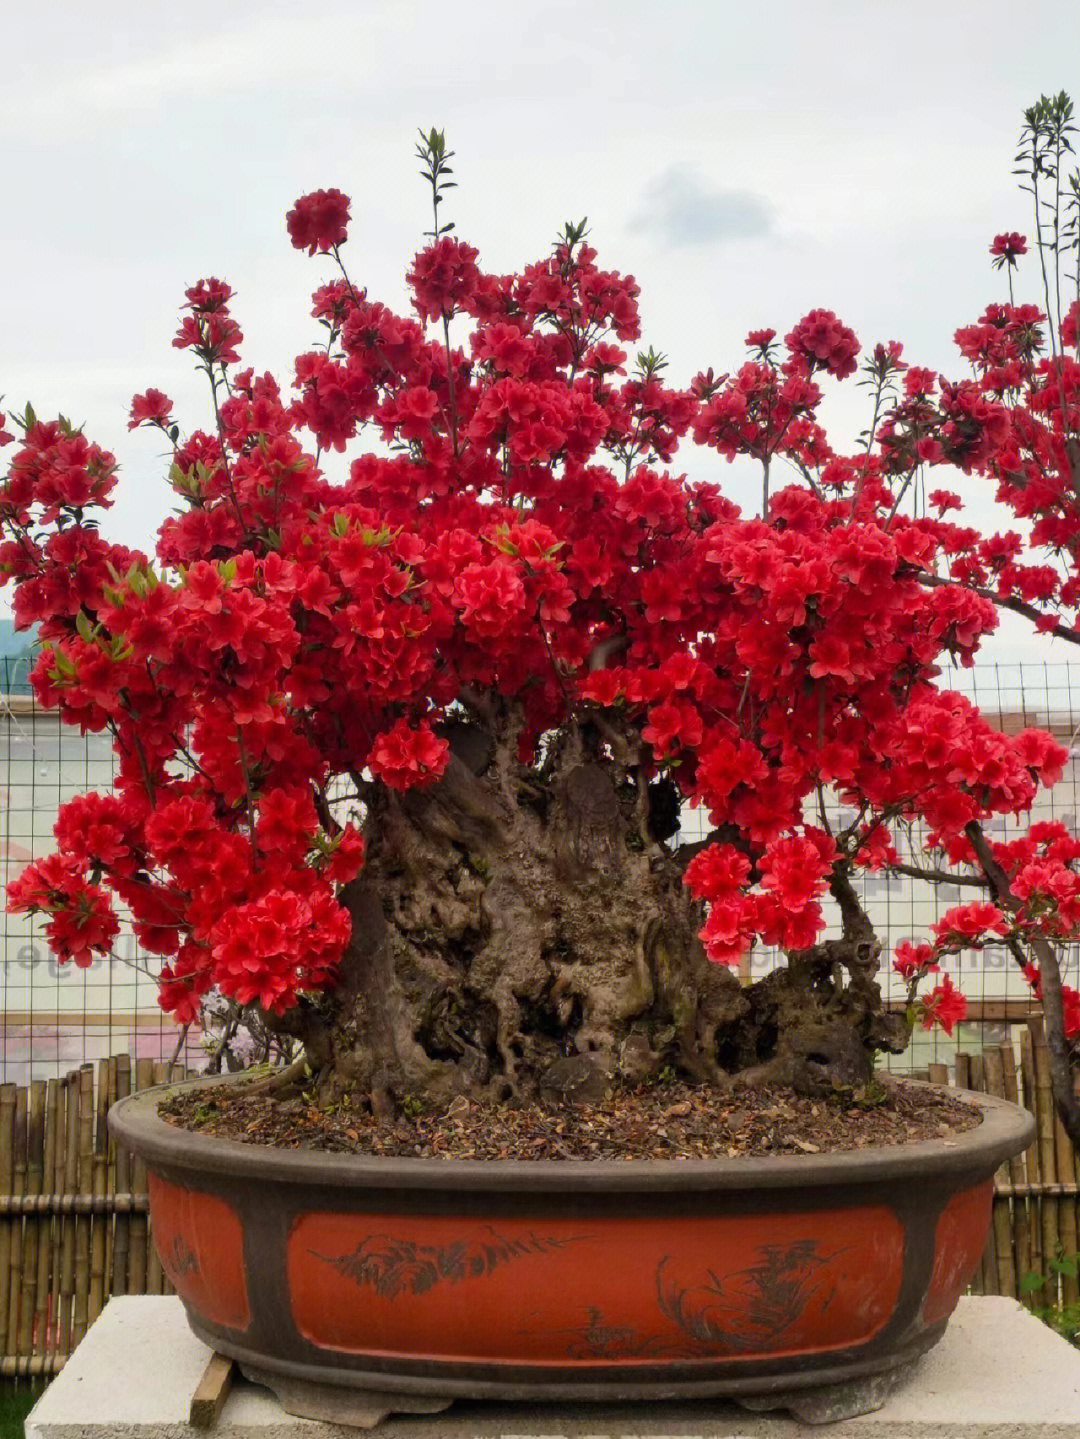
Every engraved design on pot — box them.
[656,1239,845,1352]
[308,1226,590,1298]
[168,1234,199,1278]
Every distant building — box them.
[0,618,35,694]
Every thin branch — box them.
[887,861,990,889]
[168,1023,192,1068]
[917,570,1079,643]
[965,819,1080,1147]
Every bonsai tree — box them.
[4,114,1080,1135]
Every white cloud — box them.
[632,166,774,245]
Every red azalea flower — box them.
[919,976,968,1037]
[683,843,751,902]
[989,232,1027,268]
[368,719,450,791]
[287,189,351,256]
[892,940,938,981]
[932,901,1011,943]
[128,389,173,430]
[785,309,860,380]
[1062,299,1080,349]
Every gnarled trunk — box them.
[299,719,906,1114]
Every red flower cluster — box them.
[407,237,483,323]
[893,941,938,981]
[128,389,173,430]
[4,166,1080,1050]
[785,309,860,380]
[173,278,242,366]
[1021,962,1080,1038]
[919,976,968,1037]
[368,720,451,791]
[286,189,351,256]
[8,854,119,969]
[990,232,1027,265]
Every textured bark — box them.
[722,865,908,1092]
[306,717,904,1113]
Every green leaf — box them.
[1019,1270,1048,1295]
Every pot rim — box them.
[109,1071,1034,1194]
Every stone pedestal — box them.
[24,1295,1080,1438]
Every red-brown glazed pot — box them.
[109,1079,1031,1410]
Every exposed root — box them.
[241,1055,312,1097]
[316,716,903,1117]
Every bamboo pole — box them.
[101,1057,116,1301]
[1019,1024,1043,1283]
[1030,1018,1058,1183]
[35,1078,58,1360]
[981,1048,1017,1298]
[144,1063,170,1295]
[1030,1019,1060,1299]
[55,1074,77,1362]
[0,1353,65,1378]
[1000,1041,1033,1288]
[0,1084,16,1361]
[1045,1034,1080,1309]
[70,1066,93,1348]
[17,1081,45,1356]
[111,1056,131,1296]
[126,1060,153,1297]
[928,1062,949,1086]
[88,1059,109,1325]
[1052,1104,1080,1306]
[970,1054,998,1294]
[6,1085,27,1351]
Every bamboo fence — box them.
[941,1015,1080,1310]
[0,1057,186,1377]
[1,1034,1078,1378]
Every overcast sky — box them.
[3,0,1079,671]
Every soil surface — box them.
[158,1074,981,1161]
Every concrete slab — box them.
[23,1295,1080,1439]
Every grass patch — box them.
[0,1382,45,1439]
[1033,1303,1080,1349]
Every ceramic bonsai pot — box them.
[109,1078,1032,1420]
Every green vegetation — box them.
[0,1381,45,1439]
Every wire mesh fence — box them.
[0,656,200,1086]
[676,660,1080,1076]
[1,659,1079,1085]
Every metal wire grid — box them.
[676,661,1080,1071]
[0,654,197,1084]
[2,662,1079,1082]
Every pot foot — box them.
[736,1359,919,1424]
[239,1365,454,1429]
